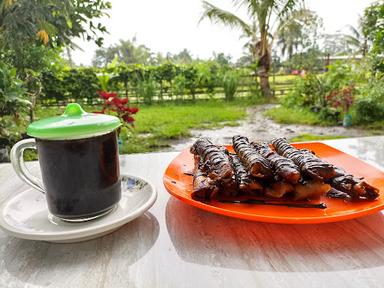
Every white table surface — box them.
[0,136,384,288]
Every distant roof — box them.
[327,54,384,60]
[328,55,364,60]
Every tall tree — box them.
[200,0,302,98]
[92,38,154,67]
[321,33,350,56]
[341,24,368,56]
[362,1,384,54]
[171,49,193,64]
[276,8,322,59]
[0,0,111,121]
[0,0,111,50]
[212,52,232,66]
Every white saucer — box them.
[0,175,157,243]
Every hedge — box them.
[40,62,259,105]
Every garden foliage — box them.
[355,76,384,123]
[40,62,245,105]
[282,60,384,125]
[0,63,29,147]
[223,70,240,101]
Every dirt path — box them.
[167,104,372,151]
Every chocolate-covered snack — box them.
[271,138,336,181]
[252,141,301,184]
[232,135,273,178]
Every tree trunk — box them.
[258,72,271,99]
[29,93,37,123]
[159,82,162,101]
[29,106,34,123]
[124,80,129,101]
[191,88,196,101]
[255,30,272,99]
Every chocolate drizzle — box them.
[190,138,234,181]
[329,167,379,200]
[252,141,301,183]
[219,199,327,209]
[271,138,336,180]
[228,153,262,193]
[232,135,273,178]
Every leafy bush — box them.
[137,77,158,104]
[0,62,29,152]
[282,73,324,108]
[318,107,340,123]
[355,98,384,123]
[0,63,29,117]
[42,68,100,104]
[172,74,187,100]
[355,77,384,123]
[282,62,360,124]
[182,65,198,100]
[223,70,239,101]
[322,62,355,92]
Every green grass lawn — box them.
[264,105,384,135]
[264,106,328,126]
[289,134,346,142]
[32,99,255,154]
[120,99,252,153]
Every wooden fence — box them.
[39,74,298,107]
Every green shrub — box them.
[356,98,384,123]
[318,107,341,123]
[0,63,29,116]
[283,62,358,110]
[0,62,29,150]
[137,77,157,104]
[183,65,198,100]
[322,61,355,91]
[355,77,384,123]
[282,73,324,108]
[223,70,239,101]
[42,68,100,104]
[172,74,187,100]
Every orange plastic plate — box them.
[163,142,384,224]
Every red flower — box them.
[122,114,135,123]
[120,106,139,114]
[97,90,138,126]
[97,91,117,100]
[128,107,139,114]
[111,97,123,107]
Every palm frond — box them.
[233,0,260,19]
[274,0,303,18]
[200,1,253,36]
[343,35,362,48]
[345,24,361,39]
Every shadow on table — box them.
[2,212,159,286]
[166,197,384,272]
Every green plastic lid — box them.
[27,103,121,140]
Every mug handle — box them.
[10,138,45,194]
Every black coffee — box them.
[36,131,121,220]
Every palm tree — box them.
[92,38,154,67]
[200,0,303,98]
[276,9,321,59]
[342,25,368,56]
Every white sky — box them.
[71,0,375,66]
